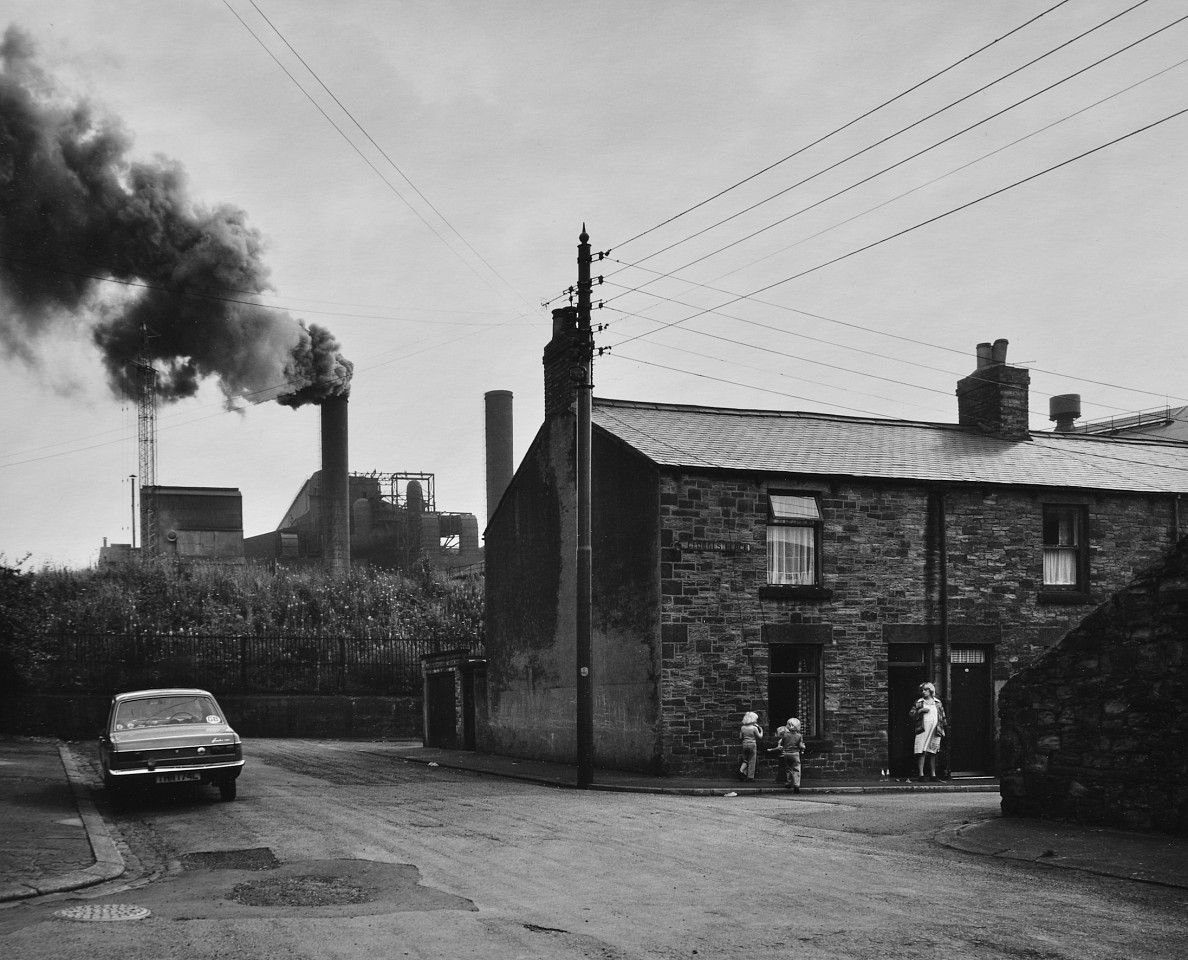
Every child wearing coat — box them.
[738,711,763,781]
[776,718,805,793]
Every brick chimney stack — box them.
[543,306,583,419]
[956,338,1032,441]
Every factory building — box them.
[243,470,482,574]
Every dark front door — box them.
[425,672,457,749]
[888,643,930,779]
[948,646,994,775]
[461,668,476,750]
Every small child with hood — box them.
[776,718,805,793]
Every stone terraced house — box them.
[481,316,1188,779]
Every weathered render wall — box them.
[657,471,1179,777]
[998,539,1188,834]
[481,419,571,761]
[482,422,663,771]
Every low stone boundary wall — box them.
[0,694,423,741]
[999,540,1188,834]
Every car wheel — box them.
[219,780,237,802]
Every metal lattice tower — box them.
[135,333,159,555]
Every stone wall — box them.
[998,539,1188,834]
[657,471,1179,777]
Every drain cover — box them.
[54,904,151,922]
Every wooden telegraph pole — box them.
[576,226,594,788]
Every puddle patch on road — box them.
[181,847,281,871]
[231,874,372,907]
[94,857,477,919]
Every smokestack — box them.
[485,390,514,523]
[320,395,350,575]
[0,29,352,411]
[1049,394,1082,432]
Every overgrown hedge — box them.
[0,554,483,694]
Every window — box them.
[768,643,823,738]
[767,493,822,586]
[1042,504,1086,590]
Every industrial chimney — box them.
[485,390,514,524]
[320,395,350,575]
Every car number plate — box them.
[156,772,201,784]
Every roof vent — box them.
[1049,394,1082,432]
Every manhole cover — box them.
[54,904,151,922]
[230,875,372,907]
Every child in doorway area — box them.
[738,712,763,781]
[776,718,805,793]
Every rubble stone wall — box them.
[998,540,1188,834]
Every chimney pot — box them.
[544,307,583,419]
[957,339,1031,441]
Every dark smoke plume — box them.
[0,26,351,407]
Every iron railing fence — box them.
[33,632,484,696]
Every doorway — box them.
[425,671,457,749]
[948,645,994,775]
[888,643,930,778]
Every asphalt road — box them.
[2,739,1185,959]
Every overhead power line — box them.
[592,52,1188,407]
[223,1,535,316]
[241,0,537,318]
[610,105,1188,352]
[608,0,1158,283]
[608,0,1077,253]
[607,9,1188,297]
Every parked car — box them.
[98,688,244,801]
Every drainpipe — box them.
[938,489,951,777]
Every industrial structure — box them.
[109,356,484,575]
[243,467,482,574]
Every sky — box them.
[1,0,1186,569]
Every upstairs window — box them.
[767,493,822,586]
[1042,505,1086,589]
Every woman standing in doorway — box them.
[909,683,946,782]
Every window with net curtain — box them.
[768,643,822,737]
[767,493,822,585]
[1042,504,1084,588]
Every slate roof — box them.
[592,398,1188,495]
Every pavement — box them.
[1,736,1185,904]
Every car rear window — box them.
[115,696,220,729]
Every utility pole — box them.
[129,475,137,549]
[575,225,594,788]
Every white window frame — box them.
[1042,504,1087,590]
[767,492,822,587]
